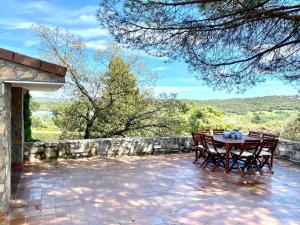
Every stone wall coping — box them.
[25,137,300,145]
[25,136,193,144]
[278,139,300,145]
[0,48,67,76]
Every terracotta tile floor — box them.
[2,153,300,225]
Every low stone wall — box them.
[275,139,300,163]
[24,136,194,160]
[24,137,300,163]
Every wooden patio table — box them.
[213,135,261,174]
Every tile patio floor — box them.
[2,153,300,225]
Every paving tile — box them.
[5,154,300,225]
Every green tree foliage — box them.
[282,114,300,141]
[98,0,300,91]
[51,55,180,139]
[29,100,40,111]
[186,104,233,132]
[183,96,300,114]
[23,91,33,142]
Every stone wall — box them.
[11,87,24,168]
[0,59,64,83]
[275,140,300,163]
[0,57,65,215]
[24,137,194,160]
[0,83,11,215]
[24,137,300,164]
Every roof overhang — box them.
[4,81,65,92]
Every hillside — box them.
[182,96,300,114]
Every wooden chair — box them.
[192,132,206,164]
[198,129,210,134]
[257,139,278,173]
[248,131,262,138]
[230,139,262,176]
[262,132,277,140]
[202,134,226,171]
[213,129,225,147]
[213,129,224,135]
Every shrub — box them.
[282,114,300,141]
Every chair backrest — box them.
[262,133,277,140]
[202,133,214,147]
[248,131,262,138]
[260,139,279,154]
[242,139,261,155]
[192,132,202,146]
[198,129,210,134]
[213,129,224,135]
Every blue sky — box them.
[0,0,297,100]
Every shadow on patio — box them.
[4,153,300,225]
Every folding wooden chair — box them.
[257,139,278,173]
[230,139,262,176]
[262,132,277,140]
[248,131,262,138]
[213,129,225,147]
[202,134,226,171]
[192,132,206,164]
[197,129,210,134]
[213,129,224,135]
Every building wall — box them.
[0,59,64,83]
[0,58,65,215]
[0,83,11,215]
[11,87,24,168]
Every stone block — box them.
[36,72,51,81]
[0,66,16,79]
[20,71,33,79]
[45,148,57,159]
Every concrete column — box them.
[0,83,11,216]
[11,87,24,169]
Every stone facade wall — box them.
[275,140,300,163]
[0,83,11,215]
[0,58,65,215]
[24,137,194,160]
[11,87,24,167]
[24,138,300,163]
[0,59,64,83]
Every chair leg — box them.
[237,163,244,176]
[252,158,262,175]
[260,156,274,173]
[200,155,209,168]
[211,154,222,172]
[193,149,199,163]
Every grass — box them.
[32,129,61,141]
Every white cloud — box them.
[85,40,110,50]
[2,21,33,30]
[70,28,109,38]
[24,1,51,12]
[152,66,169,71]
[24,40,38,47]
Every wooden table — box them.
[213,135,261,174]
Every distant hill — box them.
[181,96,300,114]
[33,95,300,114]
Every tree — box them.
[33,24,179,139]
[187,105,231,132]
[97,0,300,91]
[23,91,33,142]
[282,114,300,141]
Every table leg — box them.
[225,143,230,174]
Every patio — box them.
[3,153,300,225]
